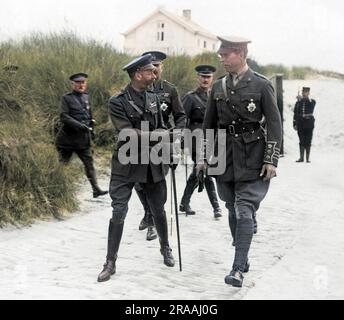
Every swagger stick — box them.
[171,167,182,272]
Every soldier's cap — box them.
[195,65,216,76]
[123,54,155,74]
[217,36,251,54]
[302,87,311,92]
[141,51,167,64]
[69,73,88,82]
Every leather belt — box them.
[219,122,261,135]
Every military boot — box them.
[136,186,152,230]
[139,213,149,231]
[146,226,158,241]
[228,211,237,246]
[180,171,198,215]
[179,203,196,215]
[87,168,108,198]
[160,245,175,267]
[205,177,222,219]
[296,144,305,162]
[224,269,244,287]
[97,219,123,282]
[306,146,311,163]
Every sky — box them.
[1,0,344,73]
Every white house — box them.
[122,8,220,56]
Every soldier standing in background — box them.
[179,65,222,218]
[55,73,108,198]
[199,36,282,287]
[97,54,175,282]
[135,51,186,241]
[294,86,316,163]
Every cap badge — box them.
[247,99,256,113]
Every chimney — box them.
[182,9,191,21]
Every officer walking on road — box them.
[135,51,186,241]
[179,65,222,218]
[55,73,108,198]
[294,86,316,163]
[199,36,282,287]
[97,54,175,282]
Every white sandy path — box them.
[0,79,343,300]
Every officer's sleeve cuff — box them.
[263,141,280,167]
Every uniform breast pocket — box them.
[242,129,265,169]
[128,111,143,128]
[240,93,261,114]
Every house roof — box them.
[122,8,218,40]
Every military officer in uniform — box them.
[199,36,282,287]
[97,54,175,282]
[293,87,316,163]
[55,73,108,198]
[135,51,186,241]
[179,65,222,218]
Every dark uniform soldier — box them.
[135,51,186,241]
[97,54,175,282]
[179,65,222,218]
[55,73,108,198]
[199,36,282,287]
[293,87,316,163]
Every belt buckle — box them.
[228,125,235,135]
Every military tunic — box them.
[151,79,186,129]
[203,68,282,182]
[183,87,208,131]
[109,85,169,184]
[55,91,93,149]
[293,97,316,147]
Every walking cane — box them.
[170,173,173,236]
[171,166,182,272]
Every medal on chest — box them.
[247,99,256,113]
[160,101,168,112]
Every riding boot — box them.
[86,166,108,198]
[232,217,254,273]
[97,219,124,282]
[228,210,237,246]
[136,186,153,230]
[306,146,311,163]
[205,176,222,218]
[296,144,305,162]
[179,171,198,215]
[154,211,175,267]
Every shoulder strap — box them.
[193,93,206,110]
[222,76,228,99]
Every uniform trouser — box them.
[297,128,314,147]
[135,184,154,226]
[107,175,169,261]
[56,147,98,190]
[180,163,220,210]
[217,179,270,271]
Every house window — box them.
[204,41,207,48]
[198,39,200,47]
[212,43,216,50]
[157,21,165,42]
